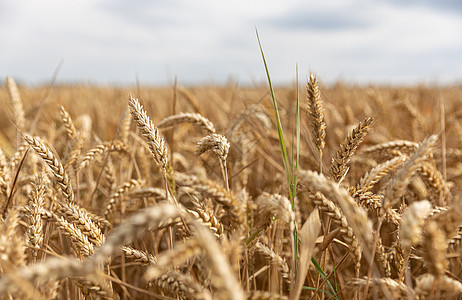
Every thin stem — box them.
[220,159,230,191]
[363,216,384,297]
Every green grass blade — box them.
[301,286,335,298]
[293,64,300,202]
[256,29,293,202]
[311,257,339,299]
[332,262,338,294]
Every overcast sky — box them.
[1,0,461,86]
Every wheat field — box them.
[0,76,462,299]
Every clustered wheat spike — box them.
[306,73,326,170]
[144,238,202,281]
[6,76,25,131]
[128,96,169,170]
[25,172,47,261]
[59,105,77,140]
[384,135,438,210]
[23,134,74,202]
[79,140,128,170]
[104,178,144,220]
[331,116,374,183]
[196,133,230,161]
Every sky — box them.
[1,0,461,86]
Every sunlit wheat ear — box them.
[153,270,213,300]
[346,277,413,299]
[175,173,245,233]
[426,196,462,237]
[307,191,361,271]
[419,161,451,204]
[118,108,132,144]
[7,143,28,177]
[121,246,157,264]
[254,241,290,285]
[189,222,245,300]
[51,212,96,257]
[0,203,183,296]
[255,193,295,232]
[25,172,47,261]
[291,208,321,300]
[58,105,77,141]
[184,197,224,239]
[144,238,202,281]
[398,200,432,280]
[58,201,105,246]
[0,148,9,204]
[0,209,26,268]
[331,116,374,183]
[415,274,462,297]
[357,155,407,193]
[383,135,437,210]
[90,203,183,266]
[0,256,82,295]
[196,133,230,161]
[73,277,115,300]
[196,133,230,189]
[246,291,288,300]
[23,134,74,203]
[422,220,448,277]
[362,139,418,159]
[158,112,216,134]
[6,76,25,132]
[78,140,129,170]
[399,200,432,252]
[298,170,373,274]
[128,96,169,170]
[104,179,145,221]
[129,187,166,200]
[306,73,326,172]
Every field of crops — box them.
[1,76,462,299]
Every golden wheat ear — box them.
[158,112,216,134]
[306,73,326,173]
[23,134,75,203]
[6,76,25,132]
[128,96,170,170]
[331,116,374,184]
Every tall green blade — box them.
[256,29,293,202]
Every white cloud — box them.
[0,0,461,85]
